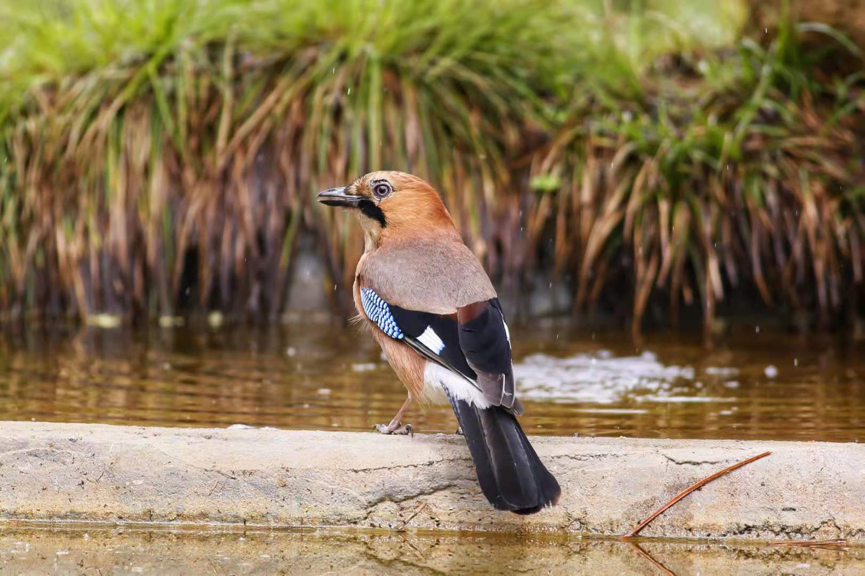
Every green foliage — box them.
[0,0,861,332]
[532,17,865,335]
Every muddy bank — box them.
[0,422,862,542]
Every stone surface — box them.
[0,421,862,542]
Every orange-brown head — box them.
[317,171,459,249]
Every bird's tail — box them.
[448,395,561,514]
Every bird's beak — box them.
[317,187,363,208]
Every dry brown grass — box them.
[0,2,861,333]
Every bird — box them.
[317,171,561,514]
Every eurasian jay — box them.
[317,171,561,514]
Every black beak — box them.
[317,187,363,208]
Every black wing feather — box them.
[457,300,512,374]
[457,299,519,412]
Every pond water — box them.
[0,526,862,575]
[0,320,862,441]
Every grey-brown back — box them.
[358,238,496,314]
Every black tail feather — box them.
[448,396,561,514]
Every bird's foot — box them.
[455,426,463,436]
[375,420,413,436]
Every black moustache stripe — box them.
[358,199,387,228]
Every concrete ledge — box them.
[0,421,862,542]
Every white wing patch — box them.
[423,363,491,409]
[417,326,445,354]
[498,309,512,348]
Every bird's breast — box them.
[353,277,426,400]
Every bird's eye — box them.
[372,182,392,199]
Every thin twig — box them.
[395,501,428,532]
[207,480,223,496]
[623,451,771,538]
[398,534,428,561]
[770,539,848,548]
[627,542,677,576]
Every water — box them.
[0,321,862,441]
[0,526,861,575]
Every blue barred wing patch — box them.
[360,288,404,340]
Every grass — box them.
[0,0,862,333]
[0,0,580,318]
[529,17,865,336]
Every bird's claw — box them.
[375,421,413,436]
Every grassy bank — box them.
[0,0,862,332]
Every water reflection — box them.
[1,526,861,575]
[0,321,862,441]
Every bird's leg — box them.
[375,395,413,435]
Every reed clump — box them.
[0,0,861,332]
[530,20,865,335]
[0,0,577,319]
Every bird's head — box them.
[317,171,458,248]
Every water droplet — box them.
[755,325,760,334]
[347,87,351,95]
[764,365,778,378]
[794,358,798,367]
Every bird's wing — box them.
[455,299,520,413]
[359,286,522,414]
